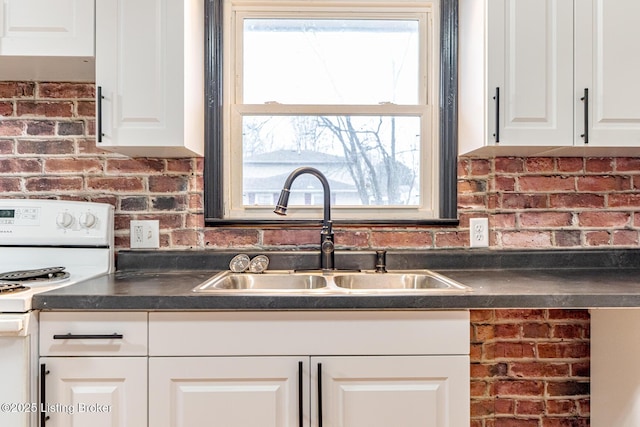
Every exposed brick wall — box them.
[2,80,625,426]
[470,309,590,427]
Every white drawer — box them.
[149,311,470,356]
[40,312,148,356]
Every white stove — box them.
[0,248,113,313]
[0,199,114,312]
[0,199,114,427]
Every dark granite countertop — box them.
[32,249,640,311]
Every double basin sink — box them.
[192,270,471,295]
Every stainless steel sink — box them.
[194,271,328,292]
[192,270,471,294]
[332,271,471,293]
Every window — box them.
[204,0,458,225]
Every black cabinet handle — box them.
[97,86,104,143]
[317,363,323,427]
[298,361,303,427]
[40,364,50,424]
[493,87,500,143]
[580,88,589,144]
[53,333,123,340]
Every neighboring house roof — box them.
[244,149,347,165]
[244,172,356,192]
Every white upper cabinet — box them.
[487,0,574,147]
[95,0,204,158]
[460,0,640,155]
[0,0,94,56]
[0,0,95,81]
[575,0,640,147]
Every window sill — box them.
[204,218,460,227]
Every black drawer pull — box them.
[53,333,123,340]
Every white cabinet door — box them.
[149,357,307,427]
[575,0,640,146]
[488,0,574,146]
[459,0,575,153]
[313,356,469,427]
[150,355,469,427]
[40,357,147,427]
[460,0,640,154]
[95,0,204,158]
[0,0,94,56]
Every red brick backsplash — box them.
[459,156,640,248]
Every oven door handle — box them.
[53,333,123,340]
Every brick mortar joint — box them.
[473,340,590,345]
[472,320,590,325]
[472,377,591,382]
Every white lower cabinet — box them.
[39,311,470,427]
[148,311,470,427]
[39,357,147,427]
[38,312,148,427]
[149,354,468,427]
[314,355,468,427]
[149,356,306,427]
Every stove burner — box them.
[0,282,29,294]
[0,267,69,283]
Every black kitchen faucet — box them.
[274,167,335,271]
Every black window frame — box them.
[203,0,458,226]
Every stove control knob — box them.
[79,212,97,229]
[56,212,74,229]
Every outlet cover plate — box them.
[130,220,160,249]
[469,218,489,248]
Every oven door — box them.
[0,313,37,427]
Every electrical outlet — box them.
[469,218,489,248]
[130,220,160,249]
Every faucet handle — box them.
[375,250,387,273]
[229,254,250,273]
[249,255,270,273]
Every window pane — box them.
[243,19,420,105]
[242,115,422,207]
